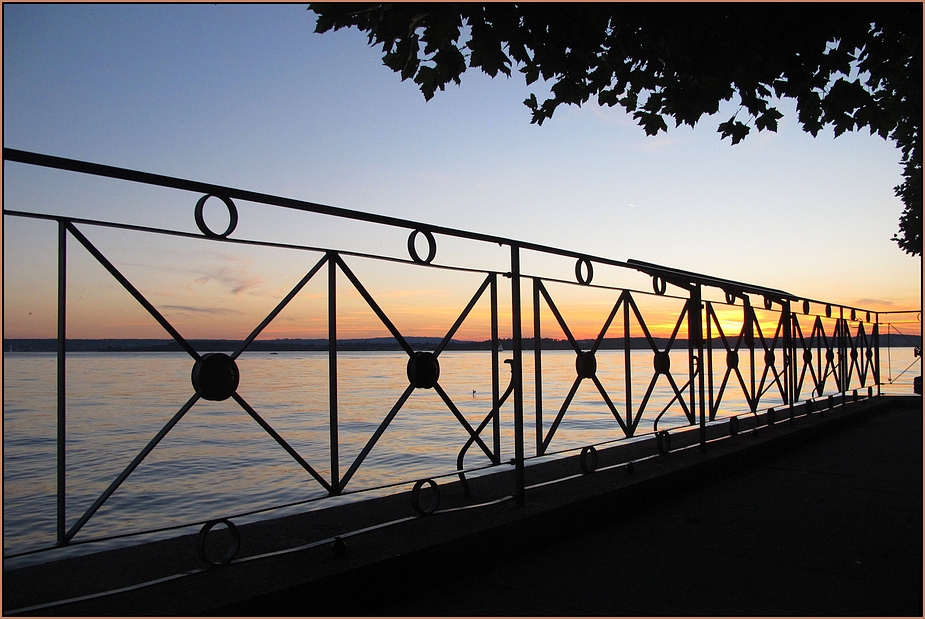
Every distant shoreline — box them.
[3,335,920,353]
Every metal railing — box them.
[3,148,913,562]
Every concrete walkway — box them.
[5,395,922,616]
[373,398,923,617]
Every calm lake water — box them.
[3,347,918,563]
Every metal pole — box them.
[533,278,543,455]
[510,245,525,506]
[57,221,67,545]
[838,308,847,393]
[688,286,706,451]
[783,301,794,424]
[490,273,501,460]
[874,314,881,396]
[328,253,340,493]
[623,295,632,431]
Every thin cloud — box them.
[162,305,245,315]
[195,266,265,296]
[855,298,894,307]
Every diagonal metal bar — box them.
[590,294,625,354]
[590,375,629,435]
[632,372,660,430]
[434,274,492,356]
[705,303,731,349]
[65,222,200,360]
[231,254,329,360]
[711,367,734,419]
[458,375,513,472]
[541,376,582,453]
[64,393,200,543]
[231,393,333,493]
[333,254,415,357]
[458,407,502,472]
[662,371,694,423]
[338,384,415,492]
[664,302,689,351]
[433,383,495,460]
[652,376,693,432]
[626,293,661,352]
[57,221,67,545]
[537,280,582,353]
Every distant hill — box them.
[3,334,920,353]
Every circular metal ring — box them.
[197,518,240,567]
[579,445,598,474]
[332,536,347,557]
[763,296,773,311]
[725,291,736,305]
[194,195,238,239]
[729,416,740,436]
[802,300,810,315]
[865,311,871,322]
[767,408,775,426]
[850,309,857,321]
[575,258,594,285]
[411,478,440,516]
[407,229,437,264]
[825,304,832,318]
[625,461,636,475]
[656,431,671,454]
[652,276,667,296]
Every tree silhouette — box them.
[310,3,921,256]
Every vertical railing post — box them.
[838,308,847,393]
[57,220,67,546]
[623,294,632,431]
[783,300,794,424]
[745,299,756,407]
[532,278,543,455]
[688,285,706,451]
[328,253,340,494]
[490,273,501,459]
[706,301,715,420]
[510,245,525,506]
[873,314,881,396]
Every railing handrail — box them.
[2,147,890,316]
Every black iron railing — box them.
[3,147,913,563]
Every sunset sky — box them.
[3,4,921,341]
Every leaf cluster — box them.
[311,3,921,255]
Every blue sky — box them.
[3,4,921,339]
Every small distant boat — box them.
[270,352,279,355]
